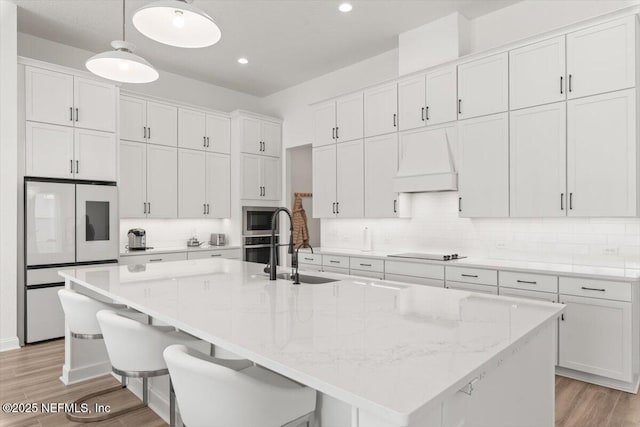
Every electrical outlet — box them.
[602,247,619,255]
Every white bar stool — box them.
[163,344,317,427]
[96,310,237,426]
[57,289,145,422]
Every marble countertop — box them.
[120,245,240,257]
[60,258,562,424]
[301,247,640,283]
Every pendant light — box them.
[86,0,159,83]
[132,0,221,48]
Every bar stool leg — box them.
[169,378,176,427]
[142,377,149,405]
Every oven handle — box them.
[244,244,273,249]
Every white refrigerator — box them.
[23,179,119,343]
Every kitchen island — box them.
[59,258,563,427]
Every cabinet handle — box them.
[75,160,79,174]
[458,99,462,115]
[560,76,563,94]
[203,136,207,147]
[329,260,340,264]
[425,106,429,121]
[335,127,339,139]
[516,280,537,285]
[569,193,573,210]
[458,197,462,212]
[207,137,210,147]
[143,127,147,139]
[561,313,565,321]
[393,199,397,213]
[393,113,397,127]
[560,193,564,210]
[70,159,73,174]
[336,201,339,214]
[568,74,572,92]
[148,203,151,214]
[149,258,163,262]
[332,127,335,140]
[70,107,73,121]
[204,203,207,214]
[581,286,606,292]
[332,202,336,214]
[461,274,478,278]
[421,107,425,122]
[210,253,222,257]
[75,108,79,122]
[207,204,210,214]
[304,257,314,261]
[143,202,147,214]
[360,263,372,267]
[148,127,151,139]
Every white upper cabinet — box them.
[312,101,337,147]
[119,141,147,218]
[206,153,231,218]
[146,101,178,147]
[206,114,231,154]
[336,139,364,218]
[365,134,398,218]
[567,16,636,99]
[25,67,74,127]
[73,128,116,182]
[398,75,426,132]
[261,121,282,157]
[458,113,509,217]
[510,36,567,110]
[146,145,178,218]
[238,116,281,157]
[457,53,509,120]
[567,88,637,217]
[25,122,74,179]
[240,116,262,155]
[73,77,116,132]
[178,149,207,218]
[425,66,458,125]
[241,154,262,200]
[312,145,337,218]
[364,83,398,137]
[178,108,207,151]
[261,156,281,201]
[120,96,146,143]
[510,103,567,217]
[336,93,364,143]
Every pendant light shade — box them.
[86,41,159,83]
[132,0,221,48]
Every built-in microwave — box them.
[242,206,279,236]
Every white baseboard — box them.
[0,336,20,352]
[556,367,640,394]
[60,361,112,385]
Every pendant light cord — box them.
[122,0,126,41]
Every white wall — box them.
[17,32,264,113]
[0,0,19,351]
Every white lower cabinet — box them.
[119,252,187,266]
[365,134,399,218]
[559,294,632,382]
[187,249,241,260]
[446,281,498,295]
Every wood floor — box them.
[1,340,639,427]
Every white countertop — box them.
[303,247,640,283]
[120,245,240,257]
[60,258,562,424]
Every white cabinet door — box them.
[457,53,509,120]
[147,145,177,218]
[262,156,281,201]
[510,102,567,217]
[119,141,147,218]
[178,108,207,151]
[73,77,116,132]
[567,16,636,99]
[398,75,426,132]
[458,113,509,217]
[313,101,336,147]
[147,101,177,147]
[25,67,74,127]
[178,149,206,218]
[261,120,282,157]
[25,122,74,179]
[336,139,364,218]
[426,66,457,125]
[312,145,337,218]
[567,89,636,216]
[74,129,117,182]
[240,116,262,155]
[206,153,231,218]
[559,294,632,382]
[364,83,398,137]
[510,36,566,110]
[365,134,398,218]
[206,114,231,154]
[241,154,262,199]
[336,93,364,143]
[119,96,146,143]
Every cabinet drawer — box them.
[298,253,322,266]
[385,261,444,280]
[187,249,241,260]
[323,255,349,269]
[499,271,558,293]
[298,263,323,273]
[119,252,187,266]
[322,265,349,275]
[446,281,498,295]
[350,257,384,273]
[27,267,67,286]
[350,269,384,280]
[559,277,631,302]
[446,266,497,286]
[385,273,444,288]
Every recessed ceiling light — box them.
[237,57,249,65]
[338,2,353,12]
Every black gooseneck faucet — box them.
[268,207,294,280]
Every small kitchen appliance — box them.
[210,233,226,246]
[127,228,147,250]
[187,237,202,247]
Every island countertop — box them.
[59,258,563,425]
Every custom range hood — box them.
[393,125,458,193]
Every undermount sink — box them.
[275,272,339,284]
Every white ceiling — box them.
[15,0,519,96]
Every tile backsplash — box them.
[120,218,234,249]
[321,192,640,269]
